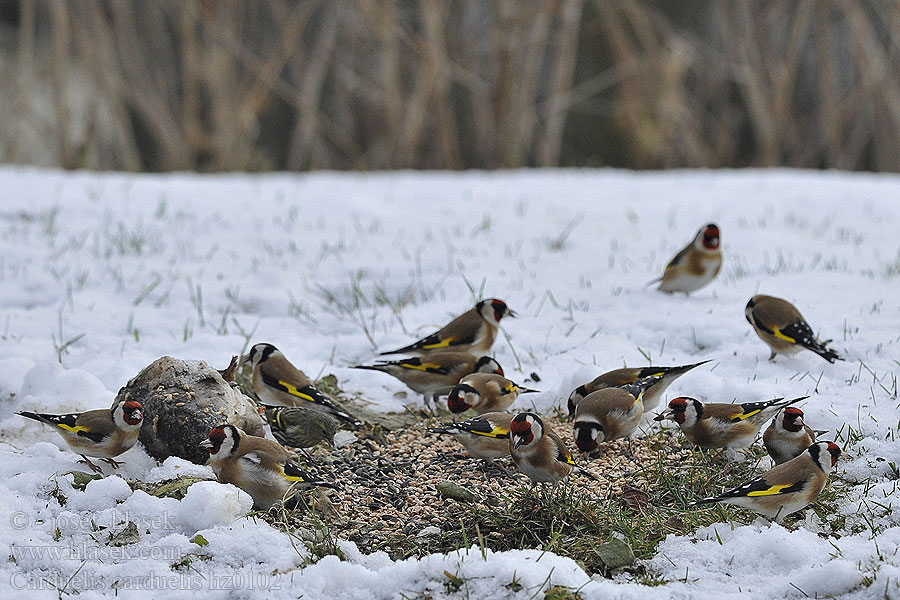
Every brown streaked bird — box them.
[17,400,144,472]
[571,378,658,457]
[353,353,503,409]
[446,373,538,420]
[508,412,594,488]
[201,424,336,510]
[763,407,827,465]
[428,411,513,471]
[258,404,338,451]
[694,441,841,522]
[378,298,515,356]
[745,295,842,363]
[653,223,722,294]
[244,343,361,426]
[655,396,806,460]
[567,359,711,418]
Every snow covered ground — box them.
[0,167,899,599]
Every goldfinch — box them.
[745,295,843,363]
[446,373,537,420]
[694,441,841,522]
[508,412,592,487]
[259,404,338,450]
[567,359,710,417]
[571,380,652,457]
[763,407,827,465]
[244,343,361,426]
[17,400,144,472]
[201,424,336,510]
[655,396,806,460]
[378,298,515,356]
[353,352,503,408]
[653,223,722,294]
[428,411,512,469]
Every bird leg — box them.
[768,350,777,362]
[78,455,104,473]
[483,458,515,478]
[423,393,435,414]
[101,457,124,469]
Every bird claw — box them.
[101,457,124,469]
[78,456,104,473]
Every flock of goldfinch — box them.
[18,223,848,524]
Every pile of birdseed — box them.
[279,413,693,556]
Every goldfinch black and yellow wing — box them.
[260,372,361,426]
[17,411,109,444]
[281,461,338,489]
[695,474,807,505]
[429,415,510,439]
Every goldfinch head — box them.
[778,407,805,433]
[744,296,758,325]
[573,417,604,453]
[474,356,504,376]
[827,442,841,465]
[655,396,701,427]
[202,425,239,457]
[809,441,841,473]
[509,412,543,450]
[244,343,279,368]
[567,385,589,420]
[113,400,144,428]
[447,383,480,415]
[478,298,516,323]
[697,223,720,250]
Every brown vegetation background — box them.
[1,0,899,172]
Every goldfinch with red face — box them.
[353,353,503,408]
[694,441,841,522]
[17,400,144,472]
[508,412,594,488]
[763,407,827,465]
[428,411,512,469]
[446,373,537,420]
[745,295,843,363]
[378,299,515,356]
[571,380,653,457]
[654,223,722,294]
[201,424,336,510]
[567,359,710,418]
[655,396,806,460]
[244,343,361,426]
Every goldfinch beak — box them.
[653,410,674,422]
[506,309,518,318]
[199,439,214,449]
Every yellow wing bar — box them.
[278,380,316,402]
[772,327,797,343]
[399,362,442,371]
[57,423,90,434]
[471,427,509,439]
[747,483,794,496]
[421,338,454,350]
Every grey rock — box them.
[112,356,266,464]
[435,480,477,503]
[108,521,140,547]
[594,538,635,570]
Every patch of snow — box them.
[0,167,898,598]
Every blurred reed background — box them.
[0,0,898,172]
